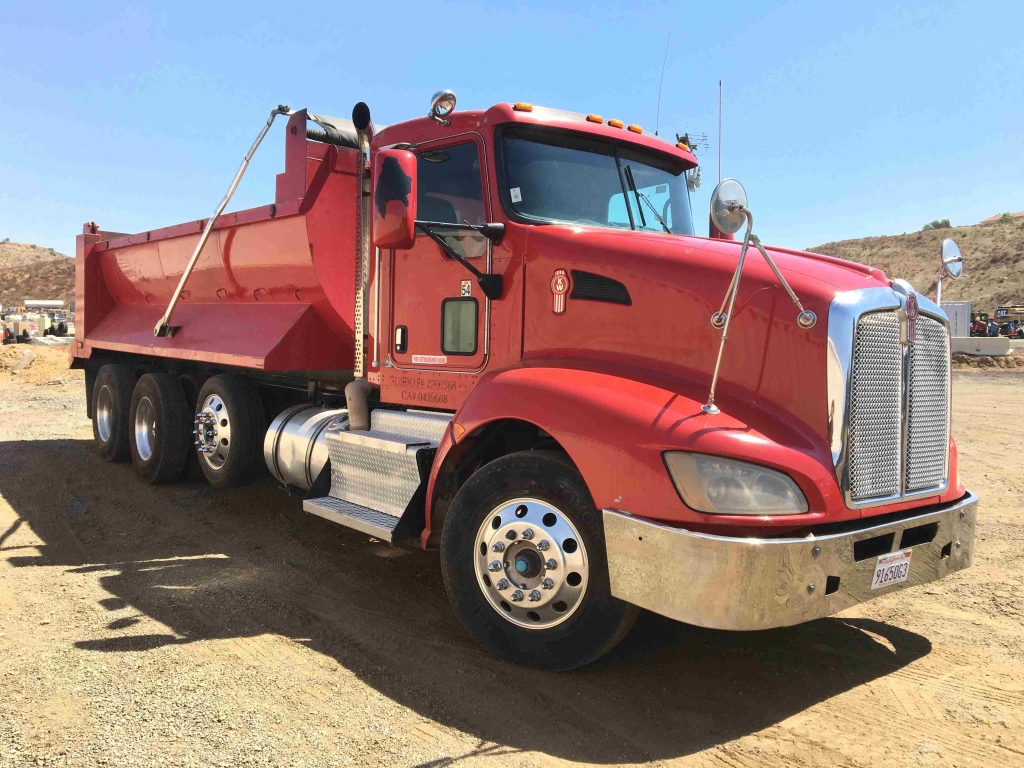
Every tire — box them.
[177,374,205,482]
[194,374,266,488]
[92,364,137,462]
[128,373,192,484]
[440,450,640,670]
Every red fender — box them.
[422,359,963,546]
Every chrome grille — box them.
[906,316,950,493]
[848,312,903,502]
[842,304,951,506]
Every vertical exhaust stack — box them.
[348,102,375,431]
[351,101,374,381]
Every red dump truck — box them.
[73,92,977,669]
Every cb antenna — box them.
[654,31,671,136]
[718,80,722,183]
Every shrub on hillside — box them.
[1,237,8,244]
[1000,213,1015,222]
[922,219,951,231]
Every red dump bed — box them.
[73,110,360,374]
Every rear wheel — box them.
[92,364,136,462]
[177,374,205,482]
[129,373,192,484]
[194,375,266,488]
[440,450,639,670]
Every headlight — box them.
[663,452,808,515]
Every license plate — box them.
[871,548,913,590]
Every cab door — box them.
[388,137,490,372]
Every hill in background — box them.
[0,240,74,310]
[810,217,1024,312]
[1,217,1021,317]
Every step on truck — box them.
[72,91,978,669]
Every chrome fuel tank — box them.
[264,404,348,491]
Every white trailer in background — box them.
[941,301,972,338]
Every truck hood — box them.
[520,224,897,452]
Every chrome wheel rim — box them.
[195,394,232,469]
[96,384,114,442]
[474,497,589,630]
[134,396,157,462]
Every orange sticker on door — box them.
[412,354,448,365]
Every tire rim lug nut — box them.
[528,590,541,602]
[495,579,509,591]
[537,540,550,551]
[487,560,502,573]
[521,528,534,540]
[510,590,524,602]
[545,559,557,570]
[541,578,554,590]
[492,541,505,553]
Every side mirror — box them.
[372,149,418,250]
[709,178,749,236]
[941,238,963,280]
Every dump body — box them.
[73,111,360,376]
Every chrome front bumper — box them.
[603,491,978,631]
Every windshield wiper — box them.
[623,165,671,234]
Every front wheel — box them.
[440,451,639,670]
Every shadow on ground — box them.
[0,439,931,764]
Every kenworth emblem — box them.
[551,269,570,314]
[906,291,919,345]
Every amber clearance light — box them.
[627,124,643,134]
[586,114,603,123]
[608,119,624,128]
[513,102,533,112]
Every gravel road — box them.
[1,348,1022,767]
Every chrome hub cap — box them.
[134,396,157,462]
[474,498,589,629]
[96,384,114,442]
[194,394,231,469]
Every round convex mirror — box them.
[710,179,749,235]
[429,90,457,121]
[941,238,964,280]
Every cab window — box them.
[417,142,487,259]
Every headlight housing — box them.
[664,452,808,515]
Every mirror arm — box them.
[415,222,504,300]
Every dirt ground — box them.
[1,347,1022,768]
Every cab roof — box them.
[374,102,699,169]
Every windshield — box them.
[498,126,695,236]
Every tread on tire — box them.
[129,373,192,484]
[91,364,136,462]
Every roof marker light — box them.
[677,141,690,151]
[586,114,603,123]
[627,124,643,134]
[608,119,624,128]
[513,103,533,112]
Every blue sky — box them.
[1,0,1021,256]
